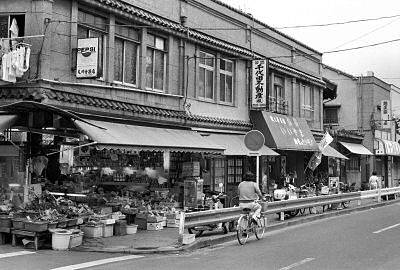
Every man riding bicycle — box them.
[238,171,264,224]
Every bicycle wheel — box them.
[299,208,306,215]
[236,215,249,245]
[255,216,266,240]
[342,201,350,208]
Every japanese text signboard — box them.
[76,38,99,78]
[251,59,268,110]
[381,100,391,129]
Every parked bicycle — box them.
[236,200,266,245]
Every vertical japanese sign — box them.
[381,100,391,129]
[76,38,98,78]
[251,59,268,110]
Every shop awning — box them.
[339,142,373,155]
[375,138,400,156]
[0,114,17,130]
[74,119,225,153]
[322,145,348,160]
[202,133,279,156]
[250,111,319,151]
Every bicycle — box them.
[236,201,266,245]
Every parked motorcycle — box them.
[187,191,229,237]
[273,184,300,218]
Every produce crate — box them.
[0,216,12,228]
[57,220,67,228]
[69,232,84,248]
[102,224,114,237]
[80,225,103,238]
[48,221,58,230]
[66,219,77,227]
[12,218,26,229]
[24,221,49,232]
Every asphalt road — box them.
[1,202,400,270]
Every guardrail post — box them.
[280,212,284,221]
[179,212,185,236]
[378,189,381,202]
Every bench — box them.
[11,229,50,250]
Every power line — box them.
[275,14,400,29]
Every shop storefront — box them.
[0,101,232,246]
[199,132,279,205]
[374,138,400,188]
[250,111,319,188]
[338,141,373,189]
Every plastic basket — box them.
[69,232,84,248]
[0,216,12,228]
[81,225,103,238]
[126,224,138,234]
[102,224,114,237]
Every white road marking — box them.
[50,255,144,270]
[0,251,36,258]
[279,258,315,270]
[373,223,400,234]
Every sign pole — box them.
[256,155,260,186]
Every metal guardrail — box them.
[179,187,400,236]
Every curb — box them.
[75,200,396,255]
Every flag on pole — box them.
[307,132,333,171]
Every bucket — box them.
[126,224,138,234]
[52,229,72,250]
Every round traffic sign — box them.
[244,130,265,151]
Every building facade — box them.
[0,0,329,205]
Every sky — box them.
[219,0,400,86]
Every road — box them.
[1,202,400,270]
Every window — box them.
[77,10,108,78]
[114,23,139,85]
[199,51,214,100]
[302,85,314,119]
[324,107,339,124]
[146,34,166,91]
[219,59,233,103]
[227,158,243,184]
[346,156,360,171]
[0,15,25,47]
[269,76,287,114]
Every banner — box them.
[251,59,267,110]
[381,100,391,129]
[318,131,333,151]
[307,131,333,171]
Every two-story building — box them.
[0,0,330,206]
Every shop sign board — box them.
[251,59,268,110]
[381,100,391,129]
[76,38,98,78]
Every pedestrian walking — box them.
[369,171,379,190]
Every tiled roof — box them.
[0,87,252,128]
[90,0,254,57]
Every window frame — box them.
[113,23,140,87]
[145,33,167,92]
[219,58,234,104]
[324,107,339,124]
[198,51,215,101]
[302,84,314,119]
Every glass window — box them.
[77,10,108,79]
[220,59,233,103]
[324,107,339,124]
[227,158,243,184]
[146,34,166,91]
[0,15,25,49]
[302,85,314,119]
[199,51,214,100]
[114,23,139,85]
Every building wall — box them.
[1,0,324,129]
[322,65,359,131]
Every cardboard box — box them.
[166,212,181,220]
[136,213,148,219]
[167,219,180,228]
[146,215,163,223]
[146,222,163,231]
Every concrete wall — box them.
[1,0,324,127]
[322,65,359,131]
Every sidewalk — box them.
[74,198,396,255]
